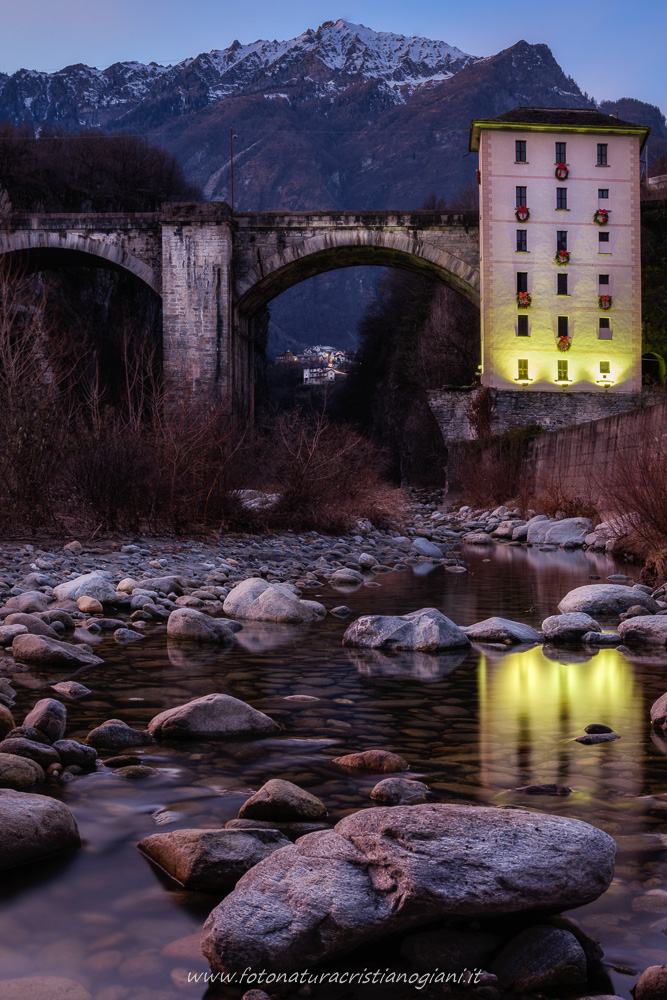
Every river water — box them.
[1,544,666,999]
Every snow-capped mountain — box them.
[0,20,476,131]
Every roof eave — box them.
[469,119,651,152]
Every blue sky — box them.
[1,0,665,115]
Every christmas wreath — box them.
[599,294,612,310]
[557,335,572,352]
[555,163,569,180]
[515,205,530,222]
[517,291,532,308]
[593,208,609,225]
[554,250,570,265]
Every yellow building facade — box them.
[470,108,650,393]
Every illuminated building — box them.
[469,108,650,393]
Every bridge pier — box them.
[161,203,242,409]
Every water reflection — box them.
[345,647,469,681]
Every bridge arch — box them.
[0,231,160,294]
[233,229,480,317]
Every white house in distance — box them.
[469,108,650,394]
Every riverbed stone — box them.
[53,572,116,603]
[618,616,667,646]
[343,607,469,652]
[4,591,51,614]
[0,624,28,647]
[558,585,659,617]
[0,977,92,1000]
[201,803,616,974]
[166,608,237,644]
[11,635,103,669]
[223,579,320,623]
[492,925,587,992]
[464,617,542,644]
[542,613,601,643]
[411,538,443,558]
[76,596,103,615]
[238,779,327,821]
[544,518,592,548]
[526,518,556,544]
[0,753,45,789]
[329,567,364,585]
[23,698,67,742]
[575,733,621,745]
[370,777,428,805]
[634,965,667,1000]
[53,740,97,769]
[0,737,60,769]
[650,693,667,730]
[0,704,15,740]
[148,693,280,740]
[138,827,290,893]
[51,681,90,700]
[0,789,80,869]
[4,613,58,639]
[85,719,154,750]
[332,750,409,772]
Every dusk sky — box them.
[1,0,665,115]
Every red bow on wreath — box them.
[557,336,571,352]
[599,294,612,309]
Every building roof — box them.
[469,106,651,151]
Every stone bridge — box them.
[0,203,480,413]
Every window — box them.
[557,360,569,381]
[599,273,610,285]
[515,140,526,162]
[598,318,613,339]
[517,315,529,336]
[517,359,529,380]
[555,141,567,162]
[599,231,610,251]
[556,188,567,210]
[516,272,528,293]
[557,231,568,252]
[558,316,569,338]
[600,361,611,374]
[516,230,527,252]
[557,273,568,295]
[516,186,527,207]
[598,188,609,199]
[597,143,608,166]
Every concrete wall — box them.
[479,128,642,393]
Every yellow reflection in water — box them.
[478,648,641,794]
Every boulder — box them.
[0,753,45,789]
[11,635,103,669]
[53,572,116,603]
[411,538,443,558]
[635,966,667,1000]
[138,827,290,893]
[53,740,97,769]
[238,780,327,821]
[0,789,80,869]
[114,628,144,643]
[85,719,154,750]
[332,750,409,773]
[542,613,601,643]
[0,977,91,1000]
[343,607,470,652]
[4,613,58,638]
[148,693,280,741]
[136,575,185,595]
[0,624,28,647]
[618,616,667,646]
[492,925,587,992]
[462,532,493,544]
[582,632,621,645]
[575,733,620,745]
[166,608,237,644]
[651,693,667,730]
[201,804,616,974]
[544,518,592,548]
[0,738,60,769]
[369,777,428,805]
[76,596,103,615]
[329,567,364,585]
[23,698,67,742]
[558,585,659,617]
[51,681,90,700]
[0,704,15,740]
[464,617,542,644]
[223,579,320,623]
[526,518,556,544]
[4,591,51,614]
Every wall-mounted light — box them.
[596,378,615,387]
[514,377,533,386]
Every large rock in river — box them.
[53,572,116,603]
[148,693,280,740]
[201,803,615,973]
[11,634,103,669]
[166,608,237,644]
[223,578,320,623]
[558,585,659,617]
[343,608,469,652]
[0,789,80,869]
[463,617,542,644]
[618,616,667,646]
